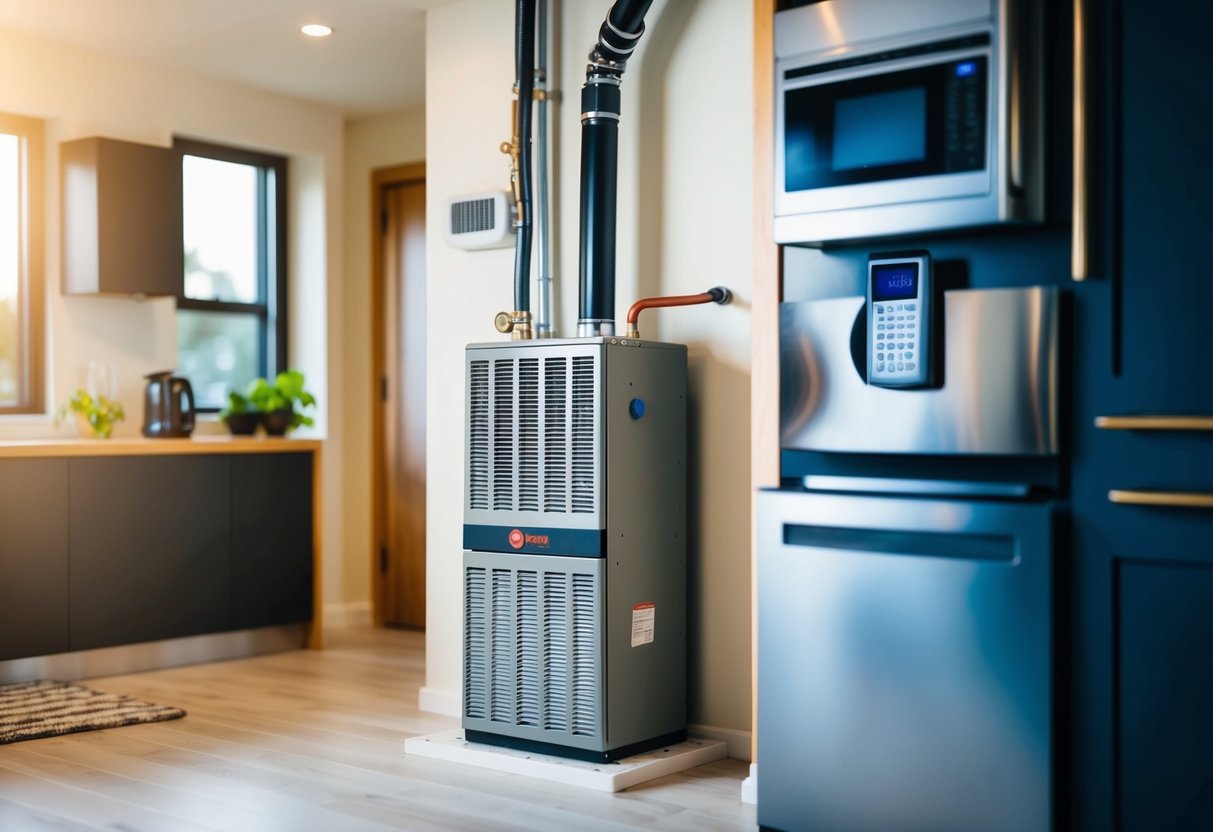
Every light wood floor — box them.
[0,627,757,831]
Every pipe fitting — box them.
[510,310,534,340]
[625,286,732,340]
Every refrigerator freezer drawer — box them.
[757,490,1053,832]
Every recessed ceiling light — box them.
[301,24,333,38]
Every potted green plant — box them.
[219,390,263,436]
[246,370,316,436]
[55,389,125,438]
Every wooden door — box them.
[381,178,427,628]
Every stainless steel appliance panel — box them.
[780,286,1058,455]
[757,489,1053,832]
[775,0,993,60]
[773,0,1043,243]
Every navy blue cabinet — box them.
[1069,1,1213,828]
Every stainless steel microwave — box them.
[774,0,1043,244]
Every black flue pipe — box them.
[513,0,537,316]
[577,0,654,336]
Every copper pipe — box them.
[625,286,730,338]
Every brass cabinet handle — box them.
[1095,415,1213,431]
[1109,490,1213,509]
[1072,0,1089,281]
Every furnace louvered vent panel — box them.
[462,561,601,741]
[465,348,601,524]
[463,567,488,720]
[468,361,490,510]
[570,572,598,735]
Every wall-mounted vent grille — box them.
[466,348,600,521]
[451,198,496,235]
[445,192,514,251]
[463,561,600,741]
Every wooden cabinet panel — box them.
[68,456,231,650]
[230,453,313,629]
[60,137,183,296]
[0,459,70,660]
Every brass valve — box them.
[494,311,534,340]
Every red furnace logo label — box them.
[507,529,550,549]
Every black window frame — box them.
[174,136,288,412]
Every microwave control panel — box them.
[868,252,931,388]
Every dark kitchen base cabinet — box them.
[0,459,70,661]
[231,453,314,630]
[0,452,313,661]
[70,456,232,650]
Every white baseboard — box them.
[741,762,757,805]
[322,601,372,629]
[687,723,752,762]
[419,685,461,717]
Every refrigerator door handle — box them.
[1095,414,1213,431]
[1108,489,1213,509]
[781,523,1018,563]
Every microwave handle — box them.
[1071,0,1089,281]
[1006,0,1023,194]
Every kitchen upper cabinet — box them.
[0,459,69,661]
[60,137,182,296]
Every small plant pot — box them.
[224,412,263,436]
[75,412,110,439]
[263,408,294,436]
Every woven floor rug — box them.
[0,680,186,744]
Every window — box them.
[0,112,44,414]
[175,138,287,411]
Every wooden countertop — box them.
[0,435,322,458]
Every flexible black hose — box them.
[513,0,536,315]
[577,0,654,333]
[594,0,654,65]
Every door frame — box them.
[371,162,426,627]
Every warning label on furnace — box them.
[631,602,656,647]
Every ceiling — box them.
[0,0,462,117]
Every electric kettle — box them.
[142,371,196,437]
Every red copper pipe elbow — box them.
[625,286,731,339]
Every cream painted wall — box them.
[0,29,356,610]
[423,0,753,736]
[341,109,426,608]
[423,0,517,715]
